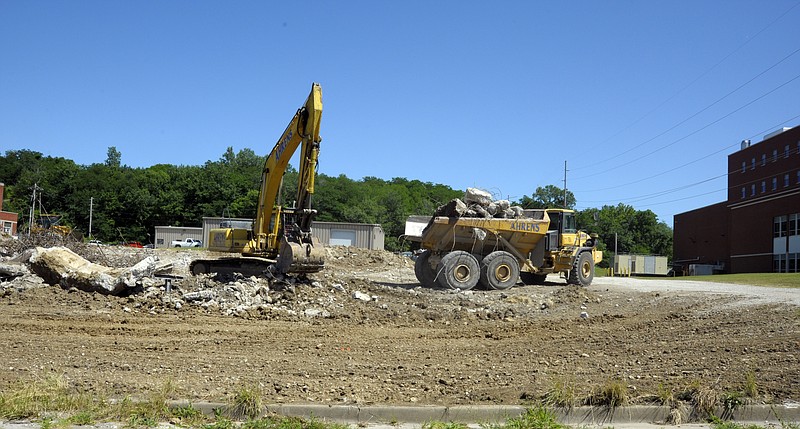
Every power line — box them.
[573,53,800,181]
[574,117,800,206]
[573,113,800,193]
[571,2,800,170]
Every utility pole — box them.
[28,183,39,235]
[563,160,568,208]
[89,197,93,239]
[614,232,618,277]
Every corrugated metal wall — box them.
[154,226,204,248]
[199,217,385,250]
[312,221,384,250]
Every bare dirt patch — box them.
[0,241,798,406]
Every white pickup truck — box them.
[171,238,202,248]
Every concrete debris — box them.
[182,290,216,302]
[352,291,372,302]
[463,187,493,206]
[27,246,158,295]
[0,261,29,281]
[472,228,487,241]
[431,188,526,221]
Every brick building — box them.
[0,182,19,236]
[674,126,800,274]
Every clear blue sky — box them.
[2,1,799,225]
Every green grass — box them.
[4,376,799,429]
[542,379,576,410]
[481,406,570,429]
[584,378,628,409]
[651,273,800,288]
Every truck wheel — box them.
[480,251,519,290]
[436,251,479,291]
[414,251,437,288]
[520,272,548,285]
[568,252,594,286]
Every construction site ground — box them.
[0,244,798,417]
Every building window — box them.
[762,154,766,166]
[786,174,791,188]
[752,158,756,170]
[789,253,799,273]
[797,171,800,184]
[751,184,756,196]
[786,145,791,158]
[774,215,788,238]
[742,161,746,173]
[773,149,778,162]
[774,254,786,273]
[790,214,799,236]
[761,181,766,193]
[772,177,778,191]
[741,187,746,199]
[1,221,10,235]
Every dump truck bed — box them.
[406,211,551,256]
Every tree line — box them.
[0,147,672,265]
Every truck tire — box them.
[414,251,437,288]
[480,251,519,290]
[436,251,479,291]
[519,272,548,285]
[568,252,594,286]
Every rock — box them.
[580,311,589,319]
[0,261,30,280]
[28,246,158,295]
[183,290,215,302]
[352,291,372,302]
[464,188,493,206]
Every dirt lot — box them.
[0,241,798,407]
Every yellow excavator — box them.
[190,83,325,277]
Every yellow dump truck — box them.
[405,207,601,290]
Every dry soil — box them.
[0,242,798,408]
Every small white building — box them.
[614,254,669,276]
[153,226,204,249]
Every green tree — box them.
[105,146,122,168]
[577,204,673,267]
[519,185,575,209]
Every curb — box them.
[173,402,800,425]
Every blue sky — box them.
[2,1,799,225]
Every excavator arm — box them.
[197,83,324,276]
[253,82,322,254]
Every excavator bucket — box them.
[277,236,325,274]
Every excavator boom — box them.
[191,83,325,277]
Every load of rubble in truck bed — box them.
[432,188,526,220]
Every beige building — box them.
[153,226,204,248]
[199,217,385,250]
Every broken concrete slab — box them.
[27,246,159,295]
[0,261,30,281]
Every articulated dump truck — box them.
[405,189,602,290]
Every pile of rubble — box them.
[0,236,407,320]
[433,188,525,219]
